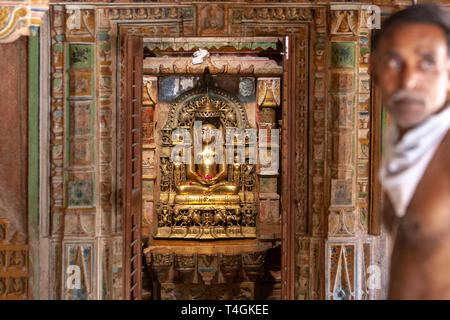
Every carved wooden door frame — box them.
[114,5,327,300]
[281,35,296,300]
[123,35,143,300]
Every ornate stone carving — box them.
[0,220,7,243]
[0,0,49,44]
[198,4,225,36]
[50,5,65,237]
[327,243,356,300]
[0,220,29,300]
[257,78,280,108]
[109,7,187,21]
[160,282,255,300]
[232,7,313,23]
[148,249,266,299]
[330,10,358,35]
[53,3,379,301]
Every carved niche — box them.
[155,85,258,240]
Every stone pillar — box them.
[256,77,281,240]
[326,4,382,300]
[49,5,66,300]
[295,7,327,301]
[96,7,115,300]
[51,5,97,300]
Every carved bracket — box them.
[0,0,49,43]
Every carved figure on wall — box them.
[8,278,24,295]
[198,4,225,36]
[330,10,358,35]
[175,102,239,196]
[160,158,171,192]
[244,164,255,191]
[8,250,25,267]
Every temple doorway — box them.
[122,35,297,300]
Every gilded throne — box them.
[155,87,257,239]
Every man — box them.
[372,3,450,299]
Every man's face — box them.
[374,23,449,131]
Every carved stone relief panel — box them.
[0,220,29,300]
[330,9,359,36]
[197,4,226,36]
[65,8,95,42]
[256,77,281,238]
[147,249,266,300]
[295,237,321,300]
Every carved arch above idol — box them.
[156,86,258,239]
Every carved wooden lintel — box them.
[143,56,282,76]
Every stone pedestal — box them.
[145,240,267,300]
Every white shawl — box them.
[379,105,450,218]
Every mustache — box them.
[388,90,426,107]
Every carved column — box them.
[326,4,381,300]
[256,77,281,299]
[57,5,96,300]
[96,7,115,300]
[49,5,65,300]
[326,4,360,301]
[257,77,281,238]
